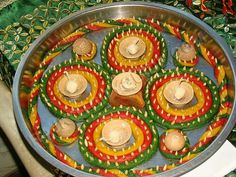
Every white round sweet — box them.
[164,130,185,151]
[55,118,76,138]
[174,86,186,100]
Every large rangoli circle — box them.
[25,17,232,176]
[78,107,159,170]
[101,24,167,75]
[145,68,220,130]
[40,59,112,121]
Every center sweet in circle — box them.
[163,79,194,108]
[58,72,88,99]
[164,130,185,151]
[121,75,137,90]
[127,43,139,55]
[55,118,76,138]
[174,85,186,100]
[119,36,146,59]
[101,119,132,147]
[66,80,79,93]
[112,72,142,96]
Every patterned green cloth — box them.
[0,0,16,11]
[0,0,112,89]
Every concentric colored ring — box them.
[101,24,167,75]
[112,32,156,67]
[92,119,145,157]
[145,68,220,130]
[156,82,205,116]
[153,75,211,120]
[78,107,159,170]
[40,59,112,121]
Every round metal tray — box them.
[13,2,236,177]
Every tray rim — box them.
[12,1,236,177]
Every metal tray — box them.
[13,2,236,177]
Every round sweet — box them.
[78,107,159,170]
[119,36,146,59]
[40,59,112,121]
[73,38,92,55]
[101,119,132,147]
[55,118,76,138]
[177,43,196,62]
[145,68,220,130]
[164,130,185,151]
[101,24,167,75]
[163,80,194,108]
[72,38,97,61]
[112,72,142,96]
[58,73,88,99]
[160,129,190,159]
[50,118,79,145]
[173,43,199,68]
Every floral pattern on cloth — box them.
[0,0,16,11]
[0,0,112,88]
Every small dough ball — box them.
[66,80,78,94]
[175,86,186,100]
[55,118,76,138]
[73,38,92,55]
[177,43,196,61]
[164,130,185,151]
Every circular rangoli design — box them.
[40,59,112,121]
[25,17,232,176]
[145,67,220,130]
[101,24,168,75]
[78,107,159,170]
